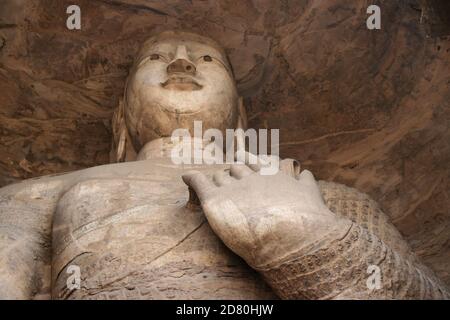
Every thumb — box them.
[279,158,301,179]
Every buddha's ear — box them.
[236,97,247,130]
[110,99,138,162]
[110,99,126,162]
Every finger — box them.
[230,164,254,179]
[298,169,317,185]
[257,154,280,176]
[279,159,301,179]
[234,149,248,163]
[213,169,234,186]
[182,170,216,202]
[235,150,266,172]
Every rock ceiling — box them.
[0,0,449,284]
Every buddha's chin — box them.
[149,94,212,115]
[157,102,204,115]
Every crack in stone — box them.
[147,219,206,266]
[77,219,207,295]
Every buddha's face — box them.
[125,31,239,150]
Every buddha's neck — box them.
[136,137,225,162]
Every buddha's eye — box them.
[150,54,160,60]
[203,55,212,62]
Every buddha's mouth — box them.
[161,75,203,91]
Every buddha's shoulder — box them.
[1,158,226,197]
[55,160,229,220]
[60,159,226,192]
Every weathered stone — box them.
[0,0,449,289]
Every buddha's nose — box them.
[167,45,196,76]
[166,58,196,75]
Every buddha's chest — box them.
[51,164,275,299]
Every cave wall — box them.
[0,0,449,284]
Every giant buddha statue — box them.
[0,31,448,300]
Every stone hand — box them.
[182,160,344,269]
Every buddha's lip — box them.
[161,75,203,91]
